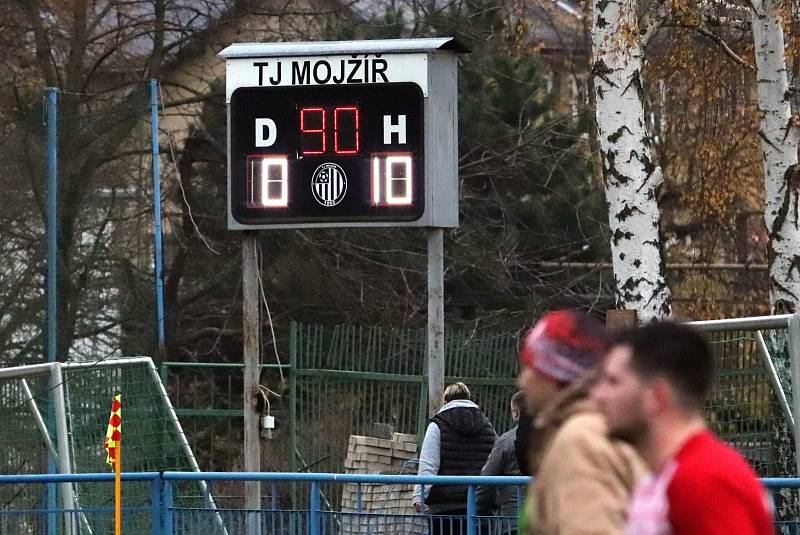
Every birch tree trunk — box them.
[590,0,672,320]
[752,0,800,314]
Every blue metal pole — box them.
[45,86,58,535]
[466,484,476,535]
[309,482,320,535]
[162,479,174,535]
[46,87,58,364]
[150,475,162,535]
[150,79,166,350]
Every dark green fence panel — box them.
[289,323,427,477]
[161,320,798,497]
[704,329,794,478]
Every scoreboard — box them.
[220,38,464,229]
[230,83,424,225]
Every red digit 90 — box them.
[299,106,359,156]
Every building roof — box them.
[525,0,586,56]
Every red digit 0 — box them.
[334,106,359,155]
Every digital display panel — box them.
[230,83,424,225]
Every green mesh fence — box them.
[143,320,800,519]
[161,321,800,487]
[64,361,189,475]
[0,374,50,534]
[701,328,799,523]
[292,323,519,472]
[162,364,247,471]
[0,357,211,534]
[704,329,794,477]
[0,375,50,475]
[287,321,800,509]
[443,328,519,432]
[289,323,518,509]
[64,358,204,535]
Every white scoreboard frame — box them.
[219,37,466,230]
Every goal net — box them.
[0,357,218,534]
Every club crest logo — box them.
[311,163,347,207]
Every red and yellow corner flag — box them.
[104,394,121,468]
[104,394,122,535]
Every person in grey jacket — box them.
[412,382,496,535]
[477,392,524,533]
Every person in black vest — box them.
[412,382,497,535]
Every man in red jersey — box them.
[592,321,773,535]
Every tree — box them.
[590,0,672,320]
[751,0,800,314]
[450,25,612,319]
[2,0,169,361]
[656,0,800,313]
[0,0,352,362]
[160,0,615,365]
[635,3,766,319]
[368,0,613,321]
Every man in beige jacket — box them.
[515,311,646,535]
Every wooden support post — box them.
[427,228,445,417]
[242,233,262,534]
[605,309,638,329]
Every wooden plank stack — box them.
[340,433,428,534]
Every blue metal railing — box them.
[0,472,797,535]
